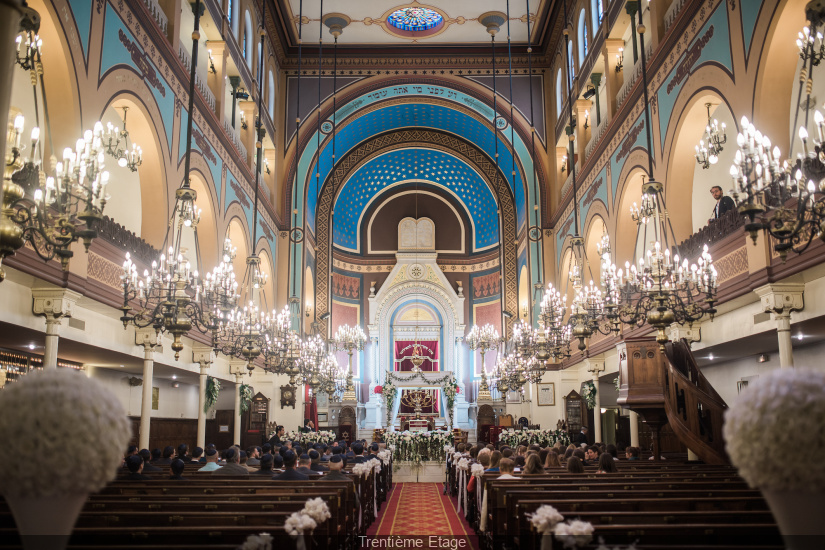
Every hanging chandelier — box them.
[103,107,143,172]
[466,324,501,400]
[537,282,572,361]
[332,324,367,400]
[726,2,825,260]
[118,0,231,359]
[597,4,717,350]
[694,103,727,169]
[1,7,137,281]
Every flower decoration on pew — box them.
[528,504,564,535]
[237,533,274,550]
[352,462,373,477]
[378,450,392,464]
[457,458,470,471]
[0,369,131,545]
[302,497,331,524]
[284,512,317,536]
[553,520,595,549]
[471,463,485,477]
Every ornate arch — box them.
[314,129,518,337]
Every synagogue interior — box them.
[1,0,824,547]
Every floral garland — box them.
[614,376,620,393]
[498,428,571,448]
[379,378,398,428]
[205,376,221,413]
[285,430,338,445]
[442,373,460,428]
[384,370,459,427]
[581,380,597,410]
[383,430,453,469]
[239,384,254,415]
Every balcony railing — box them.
[97,216,158,266]
[664,0,689,33]
[584,115,609,160]
[223,119,248,162]
[178,44,217,113]
[616,42,653,110]
[142,0,168,35]
[676,209,745,260]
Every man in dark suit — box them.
[272,451,309,480]
[168,459,188,480]
[139,449,162,472]
[212,447,249,476]
[367,443,380,461]
[295,454,322,477]
[710,186,735,222]
[309,450,329,472]
[268,426,285,447]
[252,454,275,476]
[350,443,367,464]
[322,455,360,507]
[574,427,589,447]
[125,455,150,480]
[155,446,175,465]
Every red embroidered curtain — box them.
[394,340,439,372]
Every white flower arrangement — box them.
[292,430,337,445]
[378,450,392,464]
[372,458,382,473]
[498,428,571,448]
[302,497,331,524]
[452,452,463,462]
[529,504,564,534]
[724,369,825,492]
[444,444,455,453]
[471,463,485,477]
[237,533,274,550]
[383,430,453,467]
[457,458,470,471]
[284,511,317,536]
[352,462,372,477]
[581,380,597,410]
[553,520,595,549]
[0,369,131,498]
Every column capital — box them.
[135,327,161,349]
[574,98,592,114]
[626,1,638,16]
[754,283,804,317]
[192,345,215,365]
[229,360,248,376]
[585,357,605,375]
[590,72,603,87]
[603,39,625,55]
[668,323,700,344]
[31,288,82,320]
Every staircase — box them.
[618,337,729,465]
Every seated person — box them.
[597,453,618,473]
[273,451,308,480]
[567,456,585,473]
[252,453,275,475]
[125,454,150,480]
[497,458,518,479]
[169,458,188,480]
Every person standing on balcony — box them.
[710,186,735,222]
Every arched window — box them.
[556,69,563,117]
[591,0,603,30]
[568,46,575,79]
[244,11,253,69]
[578,9,587,66]
[267,69,275,116]
[230,0,239,37]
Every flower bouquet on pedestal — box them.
[724,369,825,549]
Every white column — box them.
[135,328,161,450]
[586,358,605,444]
[230,361,247,446]
[629,410,640,448]
[234,374,243,446]
[193,345,214,449]
[31,288,81,369]
[755,283,804,369]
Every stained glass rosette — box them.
[387,7,443,32]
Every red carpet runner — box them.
[365,483,477,548]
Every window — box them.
[578,9,587,67]
[267,69,275,116]
[227,0,232,24]
[568,47,575,79]
[244,11,253,69]
[556,69,563,117]
[592,0,604,30]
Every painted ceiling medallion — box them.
[387,7,443,32]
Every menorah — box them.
[400,389,433,415]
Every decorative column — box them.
[616,341,639,448]
[136,328,161,450]
[601,39,625,121]
[590,73,603,127]
[230,361,246,446]
[238,99,257,167]
[205,40,227,118]
[31,288,81,368]
[193,345,214,449]
[647,0,666,49]
[585,358,605,444]
[626,1,639,64]
[667,324,701,346]
[575,99,593,162]
[755,283,805,369]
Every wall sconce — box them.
[561,154,568,173]
[305,302,313,317]
[207,48,216,74]
[240,111,248,130]
[263,157,270,175]
[615,47,624,73]
[583,109,590,130]
[521,303,528,318]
